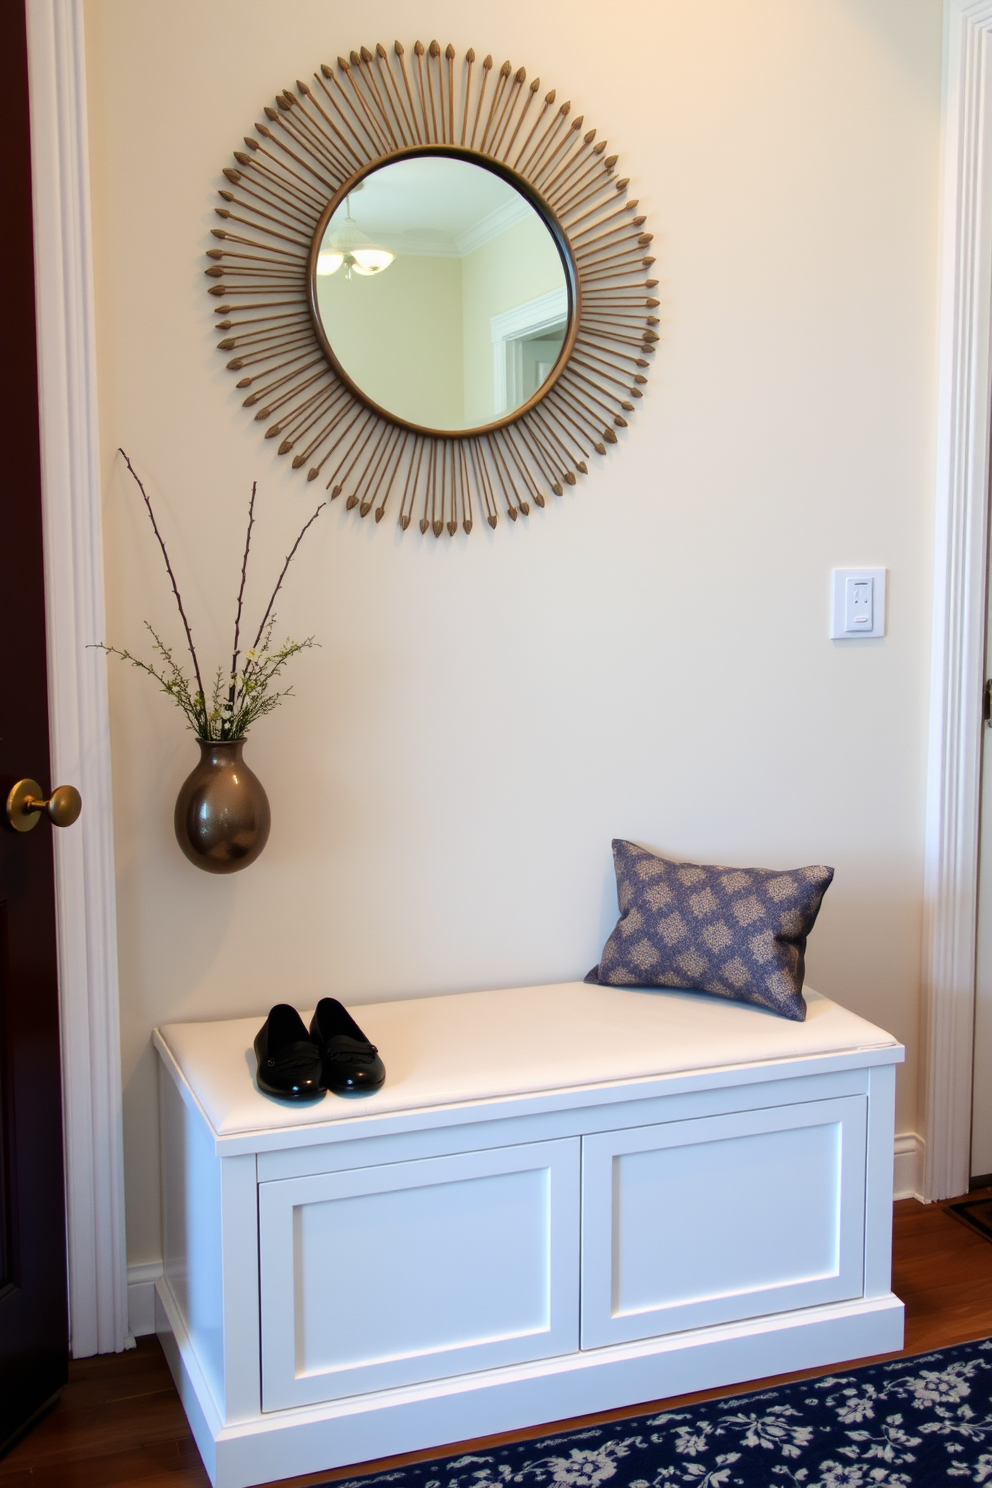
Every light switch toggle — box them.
[846,578,873,630]
[831,568,886,639]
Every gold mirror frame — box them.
[207,42,657,535]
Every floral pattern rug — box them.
[327,1339,992,1488]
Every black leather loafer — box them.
[254,1004,326,1100]
[309,998,385,1094]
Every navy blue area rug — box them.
[328,1339,992,1488]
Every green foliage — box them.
[96,451,324,741]
[99,620,316,742]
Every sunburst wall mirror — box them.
[207,41,657,536]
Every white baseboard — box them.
[127,1132,929,1338]
[128,1261,163,1337]
[894,1132,925,1201]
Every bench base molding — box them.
[156,1279,905,1488]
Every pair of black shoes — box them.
[253,999,385,1100]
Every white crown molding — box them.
[455,194,531,257]
[370,196,532,259]
[920,0,992,1200]
[25,0,128,1354]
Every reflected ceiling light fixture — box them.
[317,195,394,278]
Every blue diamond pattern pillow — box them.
[586,840,834,1021]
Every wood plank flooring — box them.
[3,1195,992,1488]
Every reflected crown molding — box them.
[455,194,532,257]
[371,193,531,258]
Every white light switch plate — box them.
[831,568,886,639]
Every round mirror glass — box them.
[311,154,572,433]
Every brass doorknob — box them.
[6,779,82,832]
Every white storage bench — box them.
[153,980,904,1488]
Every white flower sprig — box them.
[97,451,324,742]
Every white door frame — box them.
[25,0,128,1354]
[491,288,568,415]
[921,0,992,1201]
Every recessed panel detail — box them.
[581,1095,868,1349]
[293,1167,550,1377]
[612,1123,841,1317]
[260,1138,580,1410]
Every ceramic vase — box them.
[174,738,270,874]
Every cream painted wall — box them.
[315,254,464,428]
[461,213,567,425]
[82,0,941,1269]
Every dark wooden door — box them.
[0,0,70,1454]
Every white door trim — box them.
[491,288,568,414]
[921,0,992,1201]
[24,0,128,1354]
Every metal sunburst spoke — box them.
[208,41,654,539]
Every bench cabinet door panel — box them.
[259,1138,580,1410]
[580,1096,867,1349]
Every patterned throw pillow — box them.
[586,840,834,1021]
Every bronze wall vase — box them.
[174,739,271,874]
[99,456,322,874]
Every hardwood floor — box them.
[3,1196,992,1488]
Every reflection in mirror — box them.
[313,155,570,433]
